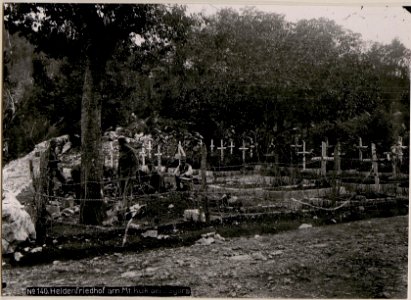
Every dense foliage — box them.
[4,5,410,163]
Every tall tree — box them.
[4,3,170,224]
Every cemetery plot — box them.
[2,134,408,268]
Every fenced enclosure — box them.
[20,133,407,258]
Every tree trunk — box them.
[79,58,105,225]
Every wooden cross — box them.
[296,140,311,171]
[312,141,334,176]
[228,140,235,155]
[290,140,302,152]
[146,140,152,159]
[216,139,226,162]
[355,137,368,162]
[238,140,249,163]
[154,145,162,169]
[139,147,147,167]
[210,139,215,154]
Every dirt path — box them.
[2,215,408,298]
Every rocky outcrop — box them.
[2,191,36,254]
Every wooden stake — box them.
[371,143,380,192]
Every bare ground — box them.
[2,215,408,298]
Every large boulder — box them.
[2,191,36,254]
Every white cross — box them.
[297,141,311,171]
[228,140,235,155]
[217,139,227,162]
[139,147,147,166]
[312,141,334,176]
[355,137,368,161]
[238,140,249,163]
[146,140,152,159]
[290,138,302,152]
[210,139,215,153]
[154,145,162,168]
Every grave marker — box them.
[238,140,249,164]
[147,140,152,159]
[217,139,226,162]
[210,139,215,154]
[139,147,147,167]
[154,145,162,169]
[296,141,311,171]
[355,137,368,162]
[312,141,334,176]
[229,140,235,155]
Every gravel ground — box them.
[2,215,408,298]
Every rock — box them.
[184,209,206,222]
[201,232,216,238]
[251,252,267,261]
[299,223,313,229]
[46,205,61,217]
[141,230,158,238]
[121,271,141,279]
[254,234,261,239]
[144,267,159,276]
[30,247,43,253]
[196,237,215,245]
[14,252,23,262]
[53,260,60,265]
[73,205,80,213]
[230,254,251,261]
[129,223,140,230]
[157,234,169,240]
[61,208,75,217]
[2,192,36,254]
[168,204,174,209]
[214,233,226,242]
[271,250,284,256]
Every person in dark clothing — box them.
[46,139,66,196]
[118,136,139,197]
[173,157,193,191]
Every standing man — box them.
[118,136,139,199]
[174,157,193,191]
[46,139,66,196]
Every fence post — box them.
[371,143,380,192]
[321,141,327,176]
[201,143,209,222]
[334,142,341,175]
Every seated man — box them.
[173,157,193,191]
